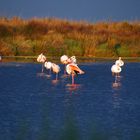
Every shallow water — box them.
[0,62,140,140]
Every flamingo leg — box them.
[116,73,119,77]
[72,74,74,85]
[56,73,58,80]
[49,69,51,75]
[115,76,117,83]
[42,63,44,73]
[64,64,66,75]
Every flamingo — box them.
[111,63,122,77]
[67,56,77,64]
[60,55,69,64]
[60,55,77,75]
[115,57,124,67]
[51,63,60,81]
[44,61,52,75]
[60,55,69,75]
[66,63,84,85]
[37,53,46,72]
[111,63,122,88]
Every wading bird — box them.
[60,55,69,64]
[51,63,60,81]
[60,55,69,75]
[115,57,124,67]
[44,61,52,75]
[66,63,84,85]
[111,63,122,77]
[60,55,77,75]
[67,56,77,64]
[37,53,46,72]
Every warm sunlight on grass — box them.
[0,17,140,58]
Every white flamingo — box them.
[66,63,84,85]
[44,61,52,75]
[60,55,69,64]
[111,63,122,77]
[115,57,124,67]
[67,56,77,64]
[60,55,69,75]
[51,63,60,80]
[37,53,46,72]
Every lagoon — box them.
[0,61,140,140]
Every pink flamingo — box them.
[66,63,84,85]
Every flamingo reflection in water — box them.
[112,76,121,88]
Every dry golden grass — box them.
[0,17,140,57]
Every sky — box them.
[0,0,140,22]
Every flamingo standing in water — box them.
[37,53,46,72]
[44,61,52,75]
[66,63,84,85]
[60,55,69,65]
[111,63,122,87]
[67,56,77,64]
[60,55,69,75]
[60,55,77,74]
[115,57,124,67]
[51,63,60,81]
[111,63,122,77]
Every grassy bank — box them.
[2,56,140,63]
[0,17,140,58]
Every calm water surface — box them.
[0,62,140,140]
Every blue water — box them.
[0,62,140,140]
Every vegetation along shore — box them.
[0,17,140,58]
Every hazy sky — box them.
[0,0,140,22]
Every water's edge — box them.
[1,56,140,63]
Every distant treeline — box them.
[0,17,140,57]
